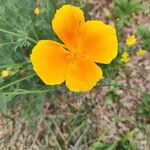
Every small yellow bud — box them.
[1,69,11,78]
[121,52,130,63]
[34,8,41,15]
[136,49,147,57]
[126,35,136,46]
[36,1,41,6]
[121,52,129,58]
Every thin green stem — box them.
[0,73,35,91]
[3,89,53,95]
[100,82,146,94]
[0,17,10,26]
[0,61,30,69]
[0,42,15,47]
[28,36,37,44]
[48,126,63,150]
[0,28,23,37]
[0,28,37,43]
[72,121,90,149]
[30,20,39,41]
[68,120,87,142]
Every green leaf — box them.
[104,91,119,106]
[137,26,150,49]
[136,93,150,117]
[91,141,111,150]
[143,93,150,103]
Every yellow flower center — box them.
[70,52,82,61]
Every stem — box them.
[28,37,37,44]
[72,122,90,149]
[4,89,54,95]
[68,120,87,142]
[0,17,10,26]
[31,21,39,41]
[0,73,35,91]
[0,28,37,43]
[0,42,15,47]
[100,82,146,94]
[0,61,30,69]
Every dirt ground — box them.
[0,0,150,150]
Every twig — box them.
[48,127,63,150]
[72,121,90,150]
[67,120,87,142]
[30,116,44,150]
[100,82,147,94]
[52,119,69,145]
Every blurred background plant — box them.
[0,0,149,149]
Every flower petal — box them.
[52,5,85,51]
[78,21,118,64]
[30,40,71,85]
[66,57,103,92]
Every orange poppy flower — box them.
[30,5,118,92]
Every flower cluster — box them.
[121,34,148,63]
[34,1,42,15]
